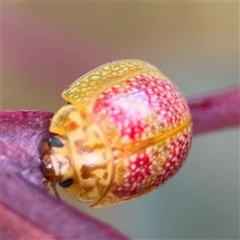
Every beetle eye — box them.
[48,137,64,148]
[59,178,73,188]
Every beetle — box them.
[41,59,192,207]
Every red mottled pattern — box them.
[94,75,188,142]
[93,74,191,201]
[112,129,191,199]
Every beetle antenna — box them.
[51,182,61,199]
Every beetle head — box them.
[41,136,74,187]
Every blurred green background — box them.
[2,2,239,239]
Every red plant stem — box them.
[188,86,240,135]
[0,165,130,240]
